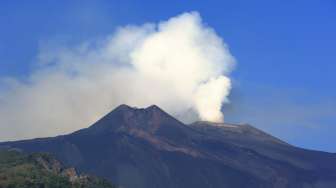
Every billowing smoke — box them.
[0,12,235,141]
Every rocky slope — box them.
[1,104,336,188]
[0,149,115,188]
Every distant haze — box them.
[0,12,235,141]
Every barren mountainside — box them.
[1,104,336,188]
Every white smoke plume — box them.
[0,12,235,141]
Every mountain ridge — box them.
[190,121,289,146]
[1,104,336,188]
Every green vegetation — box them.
[0,149,116,188]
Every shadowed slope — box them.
[1,104,336,188]
[0,149,115,188]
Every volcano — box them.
[1,104,336,188]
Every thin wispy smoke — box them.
[0,12,235,141]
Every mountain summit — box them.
[85,104,195,144]
[190,121,288,145]
[1,105,336,188]
[89,104,185,133]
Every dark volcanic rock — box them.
[1,104,336,188]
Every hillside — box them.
[0,149,116,188]
[1,104,336,188]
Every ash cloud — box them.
[0,12,235,141]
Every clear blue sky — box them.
[0,0,335,152]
